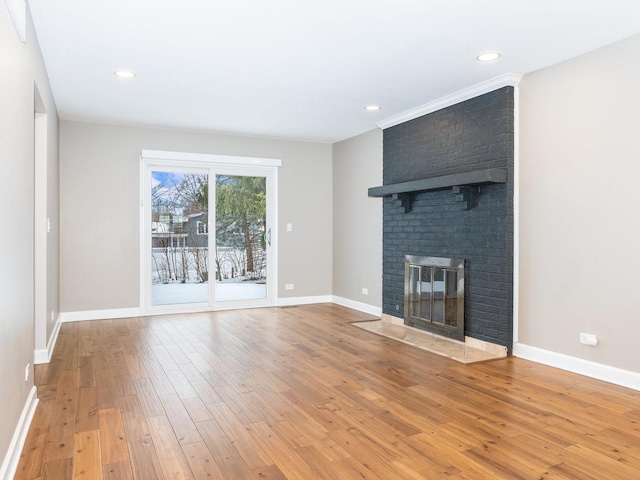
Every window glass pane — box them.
[151,171,209,305]
[215,174,267,302]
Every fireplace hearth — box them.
[404,255,465,341]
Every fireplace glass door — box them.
[404,256,465,341]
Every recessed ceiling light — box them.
[365,105,381,112]
[114,70,136,79]
[476,52,501,62]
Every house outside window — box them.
[197,221,208,235]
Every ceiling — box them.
[28,0,640,143]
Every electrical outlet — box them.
[285,283,294,290]
[362,287,368,295]
[25,364,30,382]
[286,223,293,232]
[580,332,598,346]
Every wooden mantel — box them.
[367,168,507,198]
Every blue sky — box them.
[152,171,185,188]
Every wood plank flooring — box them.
[15,304,640,479]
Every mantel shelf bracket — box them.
[392,193,412,213]
[452,186,473,210]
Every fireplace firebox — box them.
[404,255,465,341]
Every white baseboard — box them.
[34,314,62,364]
[59,307,141,323]
[277,295,333,307]
[514,343,640,392]
[331,296,382,317]
[0,386,38,480]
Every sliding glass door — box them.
[141,152,278,314]
[214,174,268,303]
[150,168,210,306]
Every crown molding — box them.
[4,0,26,43]
[377,72,522,130]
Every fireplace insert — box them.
[404,255,465,341]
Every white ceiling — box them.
[28,0,640,143]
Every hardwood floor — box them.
[15,304,640,479]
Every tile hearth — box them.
[352,315,507,364]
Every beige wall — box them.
[332,129,383,308]
[519,34,640,372]
[0,4,59,470]
[60,121,332,312]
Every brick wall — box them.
[382,87,514,350]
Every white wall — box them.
[518,34,640,373]
[60,121,332,312]
[0,3,59,474]
[332,129,383,310]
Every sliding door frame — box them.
[140,150,280,315]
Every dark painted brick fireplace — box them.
[381,86,514,351]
